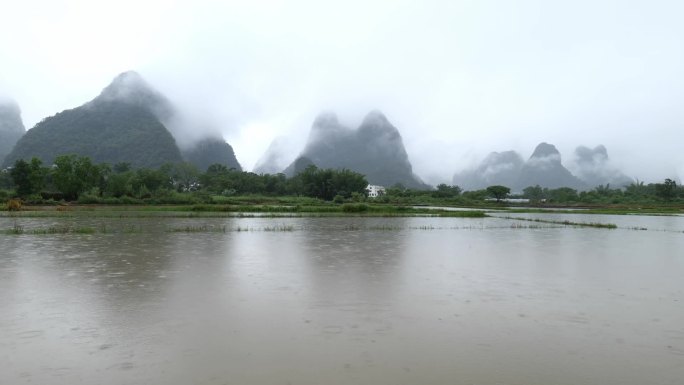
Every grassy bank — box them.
[0,202,487,218]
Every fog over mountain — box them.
[280,111,428,188]
[452,151,524,191]
[253,136,295,175]
[518,143,585,190]
[2,1,684,182]
[453,142,637,191]
[182,137,241,172]
[98,72,242,169]
[4,72,241,170]
[4,73,183,168]
[0,98,26,164]
[570,145,633,188]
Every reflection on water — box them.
[1,215,683,384]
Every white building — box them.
[366,184,386,198]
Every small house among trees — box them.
[366,184,386,198]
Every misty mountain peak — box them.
[529,142,561,159]
[571,144,632,188]
[99,71,149,99]
[453,150,524,191]
[358,110,401,141]
[3,71,242,170]
[312,112,340,128]
[361,110,389,126]
[575,145,608,164]
[484,150,524,166]
[0,97,21,116]
[94,71,174,120]
[0,97,26,164]
[283,111,427,188]
[0,97,25,134]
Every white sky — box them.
[1,0,683,184]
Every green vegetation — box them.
[518,181,684,206]
[2,155,371,206]
[4,101,183,168]
[486,185,510,202]
[181,138,242,172]
[501,216,618,229]
[1,224,98,235]
[3,153,684,217]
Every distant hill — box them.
[3,71,241,170]
[0,99,26,165]
[570,145,632,188]
[283,111,428,189]
[453,142,587,191]
[283,156,315,177]
[253,136,290,175]
[518,142,585,190]
[182,137,242,172]
[4,72,182,168]
[452,150,524,191]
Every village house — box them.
[366,184,386,198]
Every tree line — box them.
[1,154,682,205]
[1,155,368,203]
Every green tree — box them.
[486,185,510,202]
[624,180,650,198]
[132,167,171,196]
[10,158,47,197]
[0,169,12,190]
[432,184,462,198]
[545,187,579,203]
[52,155,102,200]
[113,162,131,173]
[462,189,488,201]
[105,171,134,197]
[522,185,544,203]
[293,165,367,200]
[655,178,678,201]
[10,159,31,197]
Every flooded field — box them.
[1,214,683,384]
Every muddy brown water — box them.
[1,215,683,384]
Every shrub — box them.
[6,198,22,211]
[342,203,368,212]
[78,194,102,204]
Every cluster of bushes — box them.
[1,155,370,205]
[2,154,682,208]
[362,180,684,206]
[520,180,684,204]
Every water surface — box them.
[1,215,683,384]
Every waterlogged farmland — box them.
[1,213,683,384]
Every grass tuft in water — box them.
[5,224,24,235]
[501,216,617,229]
[169,225,227,233]
[263,225,295,232]
[368,225,403,231]
[410,225,437,230]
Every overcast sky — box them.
[1,0,683,184]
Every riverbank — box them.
[4,195,684,217]
[0,203,487,218]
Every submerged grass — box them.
[506,206,684,216]
[168,224,297,233]
[501,216,618,229]
[367,225,403,231]
[168,225,227,233]
[2,225,97,235]
[410,225,437,230]
[1,204,488,218]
